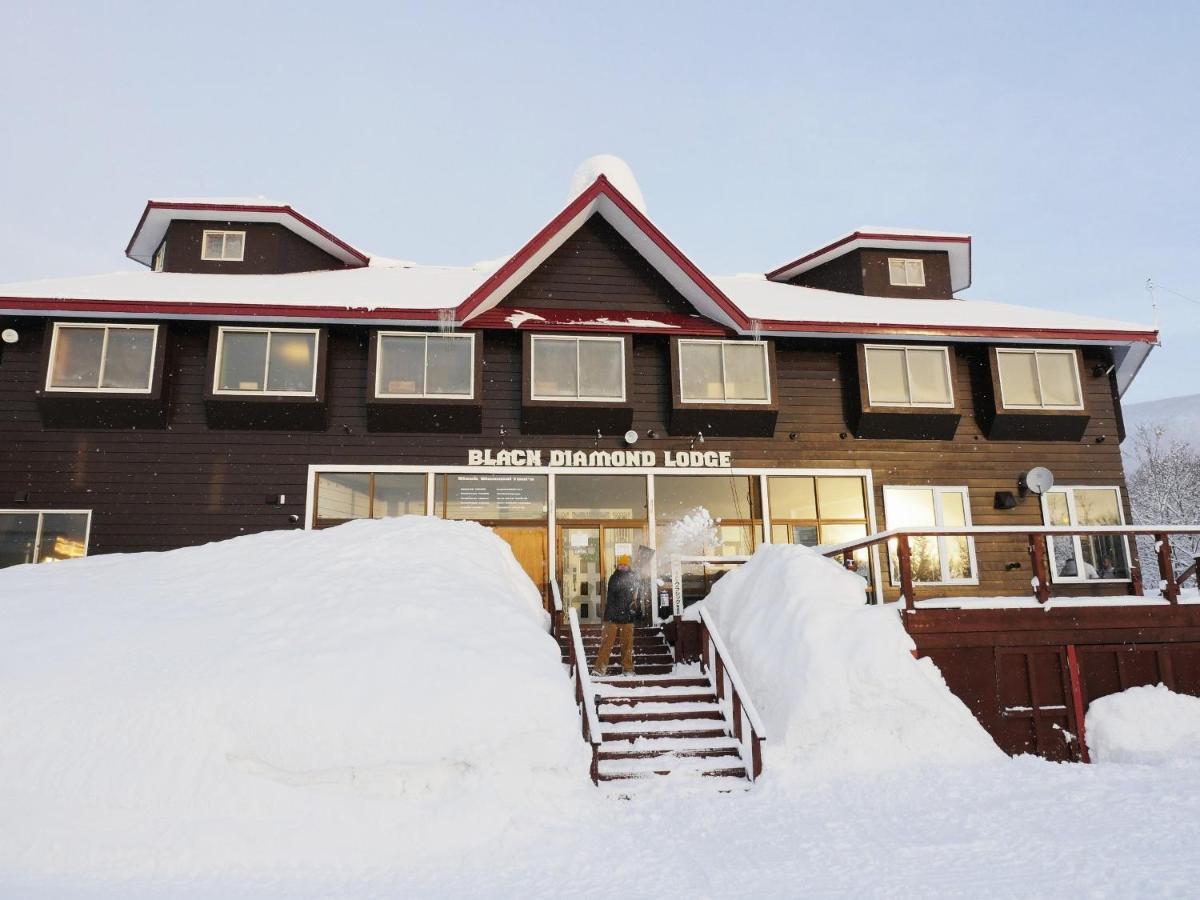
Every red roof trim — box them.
[765,231,971,282]
[0,297,440,321]
[124,201,370,266]
[758,317,1158,344]
[455,176,750,329]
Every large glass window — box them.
[678,340,770,403]
[375,333,474,399]
[996,349,1083,410]
[47,323,157,393]
[531,336,624,402]
[883,486,976,584]
[767,475,871,574]
[201,230,245,261]
[315,472,426,525]
[215,327,319,395]
[436,474,548,521]
[655,475,761,558]
[1043,486,1130,582]
[864,345,953,407]
[0,511,90,569]
[555,475,648,521]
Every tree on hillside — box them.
[1126,424,1200,591]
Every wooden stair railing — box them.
[566,607,603,783]
[550,577,564,639]
[698,608,766,782]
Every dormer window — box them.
[678,340,770,404]
[864,345,953,407]
[201,230,245,262]
[530,335,625,402]
[888,258,925,287]
[46,323,158,393]
[213,326,318,396]
[996,348,1083,410]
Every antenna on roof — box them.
[1146,278,1159,332]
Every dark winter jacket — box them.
[603,568,641,624]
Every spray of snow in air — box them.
[567,155,647,213]
[656,507,720,573]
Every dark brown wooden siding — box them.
[0,313,1132,601]
[160,220,347,274]
[500,214,696,315]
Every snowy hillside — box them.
[1123,393,1200,457]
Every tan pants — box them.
[593,622,635,674]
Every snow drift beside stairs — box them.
[0,517,591,877]
[1085,684,1200,764]
[688,544,1001,779]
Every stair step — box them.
[597,765,749,781]
[603,735,742,753]
[599,701,719,716]
[600,708,724,723]
[590,664,674,675]
[596,692,716,705]
[603,725,728,741]
[599,745,740,761]
[594,676,709,688]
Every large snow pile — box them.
[0,517,590,877]
[688,544,1000,778]
[1085,683,1200,764]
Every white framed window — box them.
[530,335,625,402]
[1041,486,1131,583]
[883,486,977,585]
[888,258,926,287]
[0,510,91,569]
[864,344,954,408]
[46,323,158,393]
[213,327,319,396]
[201,230,246,262]
[678,340,771,404]
[996,348,1083,410]
[375,332,475,399]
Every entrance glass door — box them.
[559,525,646,624]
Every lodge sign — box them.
[467,448,734,468]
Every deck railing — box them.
[566,607,603,783]
[698,608,765,781]
[821,524,1200,609]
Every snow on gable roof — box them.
[0,262,493,324]
[125,198,370,268]
[766,228,973,292]
[456,175,749,331]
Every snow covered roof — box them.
[766,228,973,292]
[0,166,1158,393]
[125,199,370,268]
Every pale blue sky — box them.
[1,1,1196,402]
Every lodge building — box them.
[2,160,1195,764]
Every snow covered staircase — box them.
[559,620,756,787]
[558,624,675,675]
[591,672,750,785]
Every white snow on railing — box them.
[818,524,1200,557]
[567,608,602,747]
[551,577,563,614]
[699,607,767,741]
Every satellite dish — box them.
[624,430,639,445]
[1,328,17,344]
[1021,467,1055,496]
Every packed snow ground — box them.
[1,525,1198,897]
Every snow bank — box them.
[0,517,591,877]
[689,544,1000,779]
[1085,684,1200,764]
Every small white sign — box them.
[570,531,591,548]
